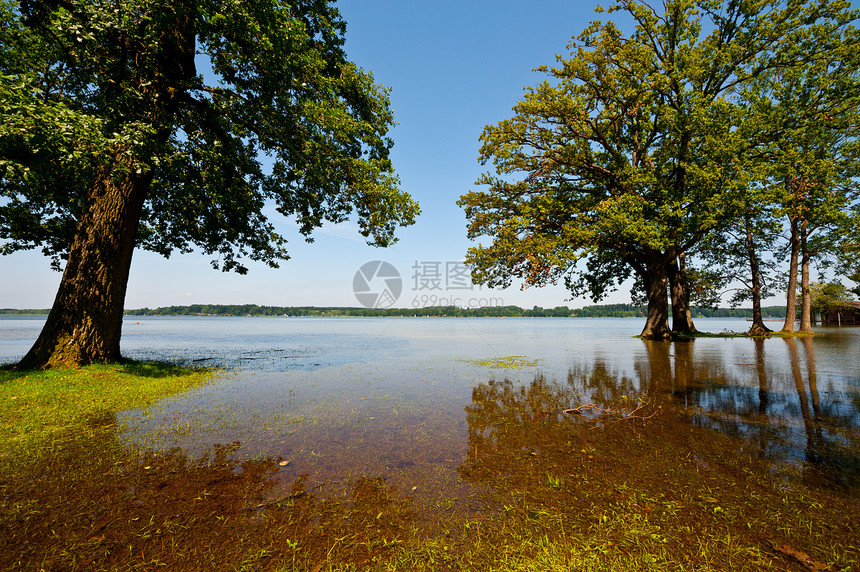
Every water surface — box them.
[4,315,858,569]
[3,316,857,500]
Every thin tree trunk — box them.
[799,220,813,333]
[640,257,672,340]
[18,160,152,368]
[668,260,684,332]
[745,217,771,335]
[679,252,696,333]
[781,217,800,333]
[668,254,696,334]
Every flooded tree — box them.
[755,40,860,334]
[458,0,857,339]
[0,0,418,368]
[696,197,782,336]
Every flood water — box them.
[3,315,858,505]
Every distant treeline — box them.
[118,304,787,319]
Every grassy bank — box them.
[0,362,215,466]
[0,365,856,571]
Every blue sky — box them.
[3,0,820,310]
[3,0,612,310]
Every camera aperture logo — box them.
[353,260,402,309]
[353,260,504,309]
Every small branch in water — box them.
[563,401,660,429]
[243,484,325,511]
[771,543,831,571]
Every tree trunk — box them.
[745,217,771,336]
[781,217,800,333]
[16,5,196,369]
[640,257,672,339]
[17,161,152,368]
[679,253,696,333]
[799,220,813,334]
[668,252,696,334]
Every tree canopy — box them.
[0,0,418,367]
[1,0,418,271]
[763,39,860,332]
[810,281,854,323]
[459,0,859,338]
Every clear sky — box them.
[2,0,613,310]
[0,0,817,310]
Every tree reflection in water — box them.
[4,333,858,569]
[453,338,858,570]
[641,337,857,489]
[460,338,858,500]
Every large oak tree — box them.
[458,0,856,339]
[1,0,419,368]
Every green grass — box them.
[462,355,542,368]
[0,361,215,465]
[666,329,819,340]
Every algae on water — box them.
[462,355,541,369]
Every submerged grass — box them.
[0,363,857,570]
[0,361,215,466]
[667,329,818,340]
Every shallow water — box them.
[4,316,857,496]
[4,315,858,569]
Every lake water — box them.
[2,315,858,507]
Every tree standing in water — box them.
[459,0,857,338]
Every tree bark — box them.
[799,219,813,333]
[18,161,152,368]
[745,217,771,336]
[678,253,696,333]
[640,256,672,339]
[781,217,800,333]
[16,5,196,369]
[668,252,696,334]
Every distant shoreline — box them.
[1,304,788,319]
